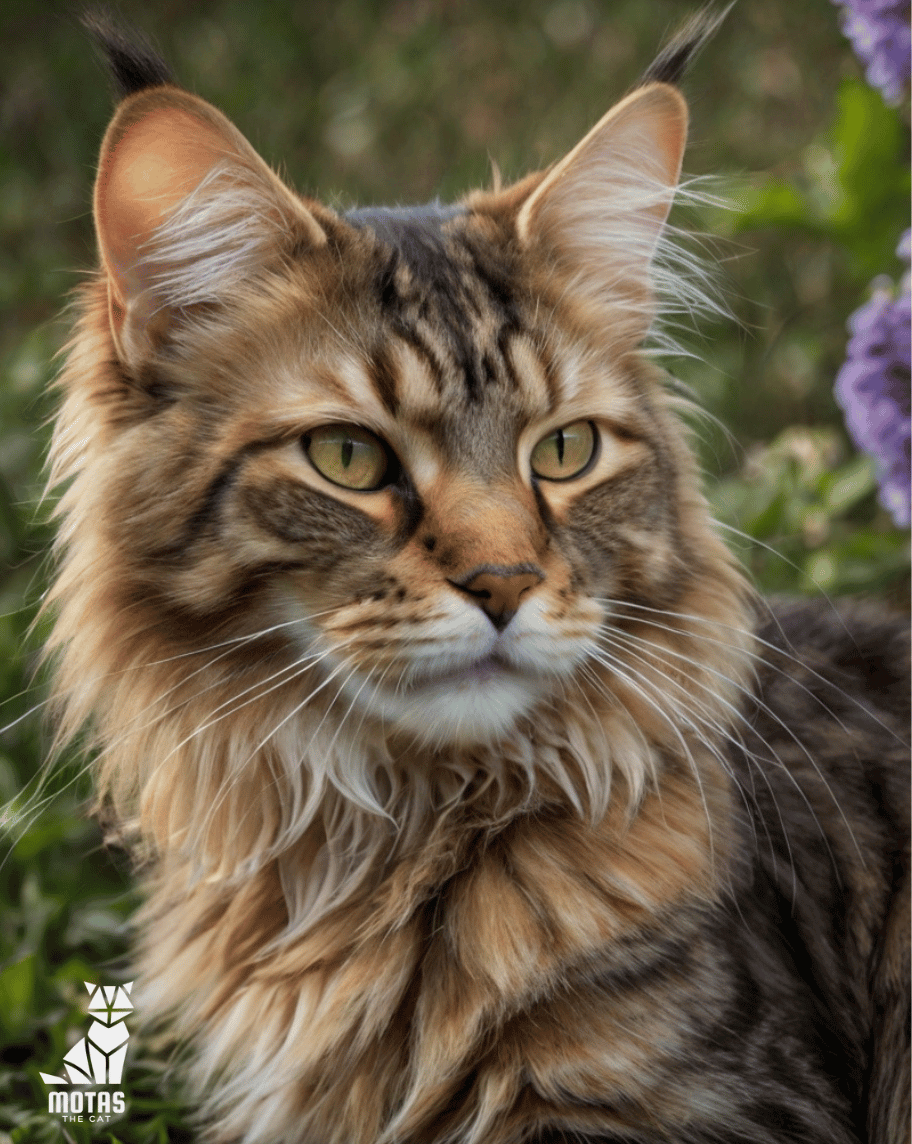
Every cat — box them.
[44,10,909,1144]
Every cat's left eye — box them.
[530,420,597,481]
[302,424,390,490]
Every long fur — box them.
[42,12,910,1144]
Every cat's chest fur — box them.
[133,626,905,1144]
[144,728,729,1143]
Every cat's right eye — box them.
[302,424,390,490]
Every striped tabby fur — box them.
[46,12,909,1144]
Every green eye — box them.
[303,424,390,490]
[530,420,597,481]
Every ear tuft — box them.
[82,11,174,98]
[639,3,733,88]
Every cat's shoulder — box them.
[757,595,910,730]
[742,595,909,864]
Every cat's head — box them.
[47,19,749,843]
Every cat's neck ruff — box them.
[130,677,737,1144]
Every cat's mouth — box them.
[335,646,542,746]
[408,652,515,691]
[328,632,556,745]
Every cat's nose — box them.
[450,564,544,632]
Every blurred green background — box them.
[1,0,909,1139]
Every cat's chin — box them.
[345,660,548,747]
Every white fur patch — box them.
[325,589,598,747]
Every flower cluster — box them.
[834,232,911,527]
[832,0,911,102]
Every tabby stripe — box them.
[457,342,485,401]
[437,322,509,401]
[369,344,400,416]
[531,479,558,535]
[745,1101,820,1139]
[162,457,245,559]
[391,474,425,541]
[154,433,299,560]
[391,321,447,394]
[377,250,401,314]
[464,246,519,327]
[421,310,486,401]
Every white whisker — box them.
[583,646,720,868]
[595,628,795,891]
[598,619,860,871]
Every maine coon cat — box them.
[45,11,909,1144]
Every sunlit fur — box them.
[43,17,909,1144]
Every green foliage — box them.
[709,427,909,595]
[708,70,910,601]
[0,1,908,1137]
[736,78,910,276]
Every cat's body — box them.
[45,14,909,1144]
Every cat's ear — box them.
[515,83,687,340]
[94,86,326,366]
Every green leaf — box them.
[829,79,912,276]
[732,178,815,232]
[0,956,35,1038]
[818,453,877,515]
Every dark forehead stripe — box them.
[346,203,521,403]
[369,342,400,417]
[346,203,464,282]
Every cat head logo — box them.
[40,981,133,1086]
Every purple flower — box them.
[832,0,911,102]
[834,232,911,527]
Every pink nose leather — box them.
[452,565,544,631]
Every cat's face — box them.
[88,204,685,749]
[52,74,744,785]
[205,210,681,747]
